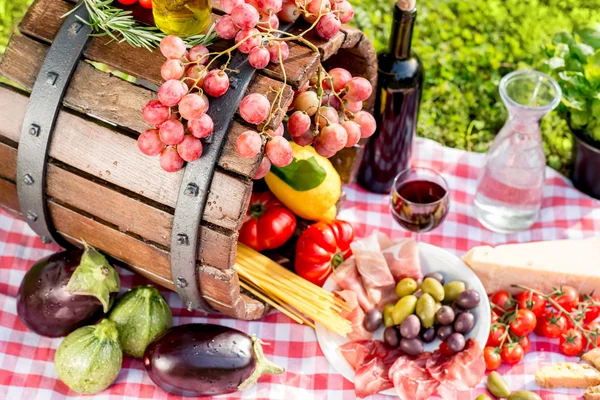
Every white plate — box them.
[315,242,491,397]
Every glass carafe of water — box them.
[474,70,561,233]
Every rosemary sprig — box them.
[65,0,217,51]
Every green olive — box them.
[422,277,445,302]
[383,304,395,327]
[475,395,492,400]
[487,371,511,398]
[392,295,418,325]
[395,278,418,299]
[508,391,542,400]
[443,281,466,303]
[416,293,436,328]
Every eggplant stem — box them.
[238,336,285,391]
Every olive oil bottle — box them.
[152,0,212,37]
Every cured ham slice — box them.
[331,257,373,312]
[382,238,423,282]
[351,234,396,305]
[389,353,439,400]
[426,338,486,392]
[339,340,389,370]
[373,230,394,250]
[335,290,373,341]
[355,358,394,398]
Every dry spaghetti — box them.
[236,243,352,336]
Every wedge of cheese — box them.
[462,238,600,295]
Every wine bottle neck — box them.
[389,5,416,60]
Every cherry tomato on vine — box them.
[439,341,456,356]
[583,294,600,324]
[501,343,524,365]
[117,0,138,5]
[484,346,502,371]
[490,291,514,316]
[515,291,547,317]
[551,286,579,312]
[509,309,537,337]
[535,309,567,338]
[491,311,499,324]
[560,328,584,356]
[586,321,600,347]
[518,335,531,353]
[487,324,506,347]
[139,0,153,8]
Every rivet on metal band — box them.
[16,0,92,247]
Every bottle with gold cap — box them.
[152,0,212,37]
[357,0,424,194]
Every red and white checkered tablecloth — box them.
[1,137,599,400]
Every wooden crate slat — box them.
[0,87,250,232]
[261,42,320,89]
[0,178,20,214]
[19,0,310,92]
[0,151,237,269]
[0,177,263,319]
[0,35,290,162]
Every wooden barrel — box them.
[0,0,376,319]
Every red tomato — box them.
[510,309,537,337]
[490,291,515,316]
[238,192,297,251]
[117,0,138,4]
[139,0,153,7]
[551,286,579,312]
[501,343,524,365]
[295,220,354,287]
[487,324,506,347]
[518,335,531,353]
[439,341,456,356]
[535,309,567,338]
[491,311,499,324]
[515,291,547,317]
[484,346,502,371]
[560,328,584,356]
[583,294,600,324]
[586,321,600,347]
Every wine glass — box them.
[390,167,450,241]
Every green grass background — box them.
[2,0,599,175]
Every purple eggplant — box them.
[17,245,120,337]
[144,324,284,396]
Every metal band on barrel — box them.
[16,0,92,247]
[170,22,294,312]
[170,52,256,313]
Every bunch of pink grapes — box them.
[216,0,354,43]
[139,0,369,176]
[286,68,376,157]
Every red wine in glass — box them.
[390,168,450,237]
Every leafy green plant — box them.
[350,0,600,175]
[543,24,600,144]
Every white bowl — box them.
[315,242,491,396]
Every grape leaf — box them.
[270,157,326,191]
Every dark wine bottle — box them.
[357,0,424,194]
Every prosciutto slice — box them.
[331,257,373,312]
[389,353,439,400]
[426,338,486,391]
[382,238,423,282]
[355,358,394,398]
[339,340,389,370]
[335,290,372,341]
[351,234,396,305]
